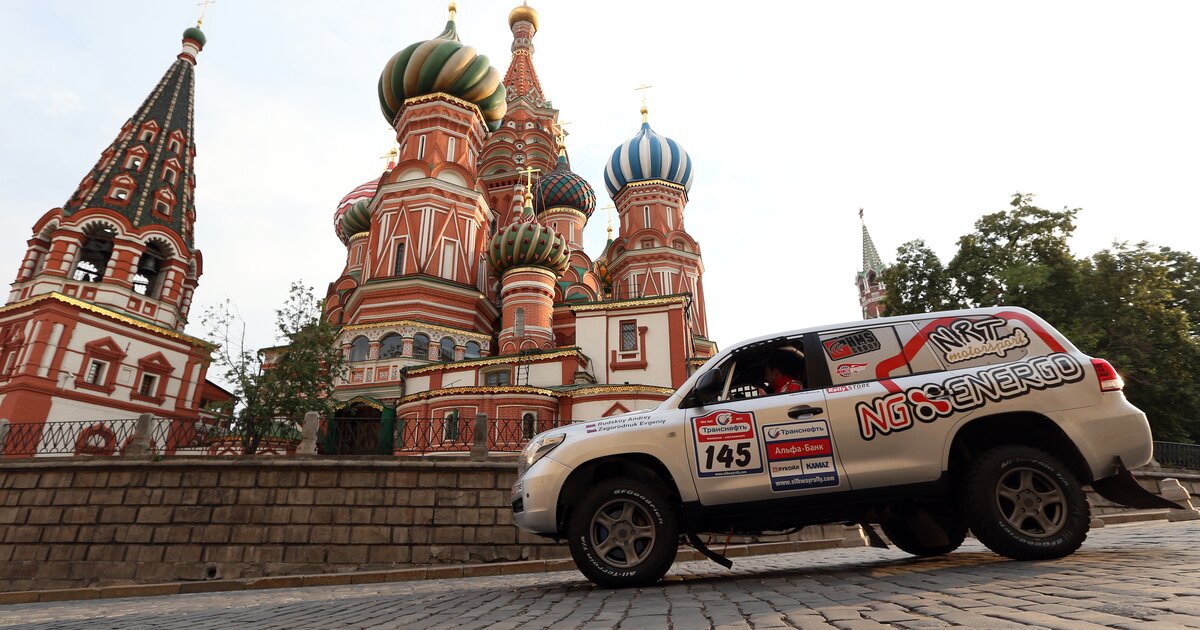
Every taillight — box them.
[1092,358,1125,392]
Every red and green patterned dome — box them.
[488,201,569,276]
[535,154,596,217]
[377,6,506,131]
[339,199,372,242]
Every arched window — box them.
[72,224,116,282]
[412,333,430,358]
[132,241,169,298]
[522,412,537,440]
[464,341,481,359]
[514,308,525,337]
[439,337,456,361]
[379,334,404,360]
[349,336,370,362]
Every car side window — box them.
[819,326,910,386]
[692,336,809,405]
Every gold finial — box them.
[601,203,615,239]
[381,143,399,169]
[196,0,215,27]
[634,84,653,123]
[554,121,571,154]
[448,1,457,21]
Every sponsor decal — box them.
[855,353,1085,440]
[761,420,840,491]
[823,330,882,360]
[691,411,764,478]
[584,415,664,435]
[927,316,1031,364]
[826,383,872,394]
[836,362,868,377]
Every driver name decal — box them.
[762,420,840,491]
[691,410,765,478]
[855,354,1085,440]
[927,316,1031,364]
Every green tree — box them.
[948,193,1083,327]
[880,239,962,316]
[202,282,346,452]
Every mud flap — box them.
[1092,458,1185,510]
[685,532,734,569]
[861,523,889,549]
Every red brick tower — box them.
[857,209,888,319]
[0,26,213,426]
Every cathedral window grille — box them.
[110,186,130,201]
[379,334,404,360]
[464,341,481,359]
[620,321,637,351]
[168,139,181,154]
[447,137,456,160]
[140,130,154,142]
[349,336,370,362]
[440,241,457,278]
[521,412,537,439]
[484,369,510,386]
[154,200,170,216]
[393,242,405,275]
[439,337,456,361]
[417,135,426,159]
[443,410,460,441]
[126,156,143,170]
[412,333,430,358]
[164,167,177,185]
[72,225,115,282]
[643,206,651,229]
[84,359,108,385]
[132,242,168,298]
[138,374,158,397]
[514,308,525,337]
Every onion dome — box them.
[603,110,695,198]
[339,199,372,242]
[182,26,206,47]
[488,197,569,276]
[508,2,540,31]
[535,154,596,217]
[333,177,380,244]
[377,4,507,131]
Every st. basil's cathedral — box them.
[0,3,887,438]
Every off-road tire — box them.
[567,477,679,588]
[963,445,1089,560]
[880,504,968,557]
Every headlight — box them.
[517,433,565,478]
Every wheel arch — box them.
[556,453,683,535]
[946,412,1093,485]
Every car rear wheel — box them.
[963,445,1089,560]
[567,477,679,588]
[880,504,967,557]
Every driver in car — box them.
[764,348,805,394]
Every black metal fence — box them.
[1154,441,1200,470]
[0,419,141,457]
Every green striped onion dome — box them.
[377,17,506,130]
[488,215,569,276]
[182,26,206,48]
[535,155,596,217]
[339,199,372,241]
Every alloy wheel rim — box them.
[995,466,1068,538]
[589,498,657,568]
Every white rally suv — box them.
[512,307,1181,587]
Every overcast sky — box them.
[1,1,1197,361]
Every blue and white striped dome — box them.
[603,121,694,198]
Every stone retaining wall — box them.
[0,457,855,593]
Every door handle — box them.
[788,405,824,419]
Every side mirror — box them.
[686,369,722,408]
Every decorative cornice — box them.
[0,292,213,348]
[567,385,675,397]
[397,382,674,404]
[568,295,689,312]
[403,92,485,122]
[540,207,588,222]
[333,396,388,411]
[405,348,585,376]
[622,179,687,193]
[348,231,369,242]
[341,318,490,342]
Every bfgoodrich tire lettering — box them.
[963,445,1089,560]
[567,477,679,588]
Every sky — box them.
[1,0,1198,361]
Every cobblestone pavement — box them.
[3,520,1200,629]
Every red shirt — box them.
[768,375,803,394]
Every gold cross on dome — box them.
[380,143,399,167]
[554,121,571,150]
[634,84,653,122]
[196,0,215,27]
[518,165,541,190]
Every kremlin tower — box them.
[857,210,888,319]
[0,25,214,427]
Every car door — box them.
[683,343,853,507]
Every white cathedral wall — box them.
[405,374,431,394]
[526,362,563,387]
[572,313,608,384]
[63,321,191,410]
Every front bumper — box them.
[511,456,572,535]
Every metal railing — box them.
[1154,441,1200,470]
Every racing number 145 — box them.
[704,442,752,469]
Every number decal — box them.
[692,410,764,478]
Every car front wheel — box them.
[963,445,1090,560]
[567,477,679,588]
